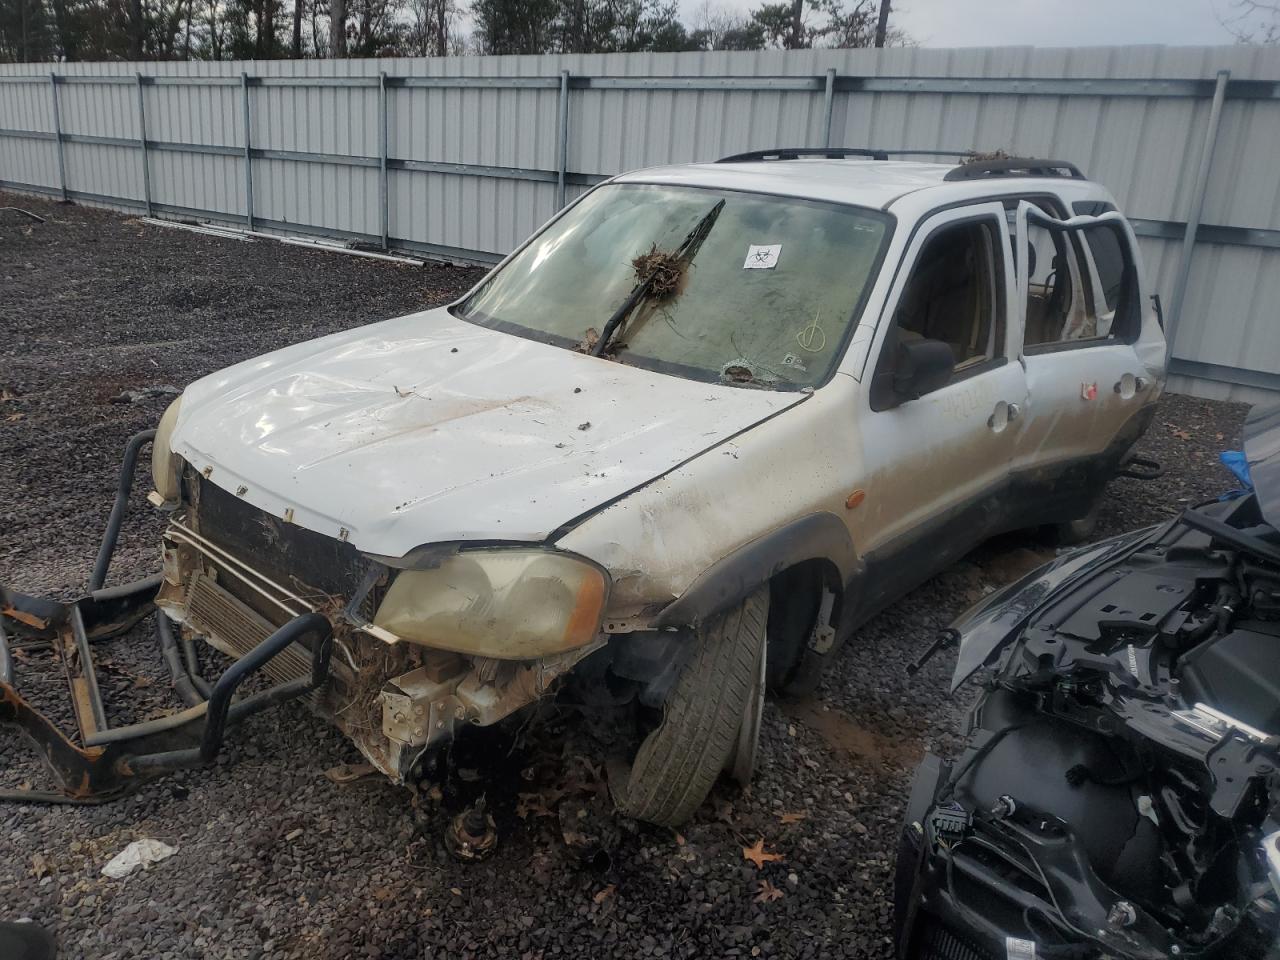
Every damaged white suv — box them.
[1,151,1167,826]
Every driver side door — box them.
[852,203,1028,617]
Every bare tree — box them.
[406,0,457,55]
[329,0,344,52]
[1220,0,1280,43]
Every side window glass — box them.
[1021,201,1140,351]
[872,217,1004,408]
[1078,224,1131,337]
[1023,219,1092,347]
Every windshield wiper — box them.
[590,199,725,358]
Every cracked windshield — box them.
[454,183,890,388]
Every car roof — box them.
[610,159,1115,217]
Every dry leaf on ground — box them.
[593,884,616,904]
[742,838,783,869]
[754,879,784,903]
[777,811,808,825]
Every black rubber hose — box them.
[89,573,163,603]
[156,613,205,708]
[130,612,331,774]
[89,429,157,593]
[179,632,213,698]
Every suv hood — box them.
[172,308,802,556]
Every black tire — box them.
[612,586,768,827]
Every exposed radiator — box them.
[185,571,316,689]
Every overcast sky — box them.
[684,0,1245,47]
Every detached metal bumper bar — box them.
[0,583,332,803]
[0,429,334,803]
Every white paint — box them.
[171,307,800,555]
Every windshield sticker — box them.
[781,353,808,372]
[743,244,782,269]
[796,312,826,353]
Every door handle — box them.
[987,401,1020,432]
[1113,374,1148,398]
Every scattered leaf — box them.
[777,811,808,825]
[1172,429,1191,441]
[516,792,556,820]
[450,887,463,897]
[754,879,784,903]
[31,853,48,880]
[5,413,23,422]
[324,762,377,784]
[132,675,155,689]
[742,838,783,870]
[592,884,616,904]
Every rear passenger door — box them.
[1010,199,1153,513]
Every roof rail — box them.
[943,158,1086,181]
[718,147,889,163]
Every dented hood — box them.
[172,308,802,556]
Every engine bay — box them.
[895,485,1280,959]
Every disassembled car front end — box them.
[895,405,1280,960]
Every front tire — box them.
[612,586,768,827]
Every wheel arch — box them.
[651,512,862,632]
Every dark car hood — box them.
[949,402,1280,693]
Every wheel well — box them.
[766,559,841,693]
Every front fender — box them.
[653,511,861,629]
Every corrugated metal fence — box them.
[2,46,1279,401]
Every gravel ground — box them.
[0,193,1254,960]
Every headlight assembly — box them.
[372,549,609,659]
[150,396,183,505]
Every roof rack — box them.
[715,147,1088,182]
[718,147,889,163]
[942,158,1085,181]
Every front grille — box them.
[914,923,996,960]
[189,471,371,602]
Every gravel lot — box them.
[0,193,1253,960]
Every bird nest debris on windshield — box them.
[631,244,688,300]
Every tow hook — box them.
[445,796,498,862]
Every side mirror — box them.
[892,339,955,401]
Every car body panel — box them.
[171,307,801,555]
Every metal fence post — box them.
[379,71,389,250]
[1165,68,1230,359]
[556,69,570,209]
[135,73,152,217]
[822,68,837,147]
[49,72,67,201]
[240,72,254,231]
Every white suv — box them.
[94,151,1169,824]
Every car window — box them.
[891,219,1003,371]
[1079,225,1127,323]
[453,183,891,390]
[1021,200,1140,351]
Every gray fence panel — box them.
[3,45,1280,400]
